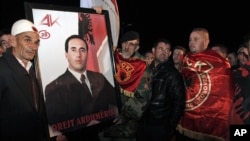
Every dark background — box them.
[1,0,250,53]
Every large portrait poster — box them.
[24,2,119,138]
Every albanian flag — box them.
[114,50,146,97]
[230,61,250,124]
[177,50,234,141]
[80,0,120,47]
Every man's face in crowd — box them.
[12,32,40,64]
[0,34,11,52]
[121,39,139,58]
[189,31,208,54]
[173,49,185,64]
[153,42,171,64]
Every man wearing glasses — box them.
[99,31,152,141]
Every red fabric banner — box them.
[78,13,107,72]
[178,50,234,140]
[114,50,146,96]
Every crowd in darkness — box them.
[2,0,250,53]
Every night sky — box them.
[1,0,250,53]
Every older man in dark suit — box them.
[0,19,49,141]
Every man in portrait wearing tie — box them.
[44,34,118,140]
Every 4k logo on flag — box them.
[182,60,213,111]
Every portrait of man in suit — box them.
[44,34,118,135]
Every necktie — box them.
[80,74,92,97]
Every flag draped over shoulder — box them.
[177,50,234,141]
[114,50,146,97]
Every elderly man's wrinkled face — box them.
[121,39,139,58]
[13,32,40,65]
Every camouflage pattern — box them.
[99,51,152,141]
[119,51,152,120]
[121,53,152,120]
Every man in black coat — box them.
[137,38,186,141]
[45,35,118,140]
[0,19,49,141]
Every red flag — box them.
[114,50,146,97]
[177,50,234,140]
[78,13,107,72]
[80,0,120,47]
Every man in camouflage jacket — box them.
[99,31,152,141]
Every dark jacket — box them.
[45,69,118,133]
[0,49,49,141]
[143,60,186,134]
